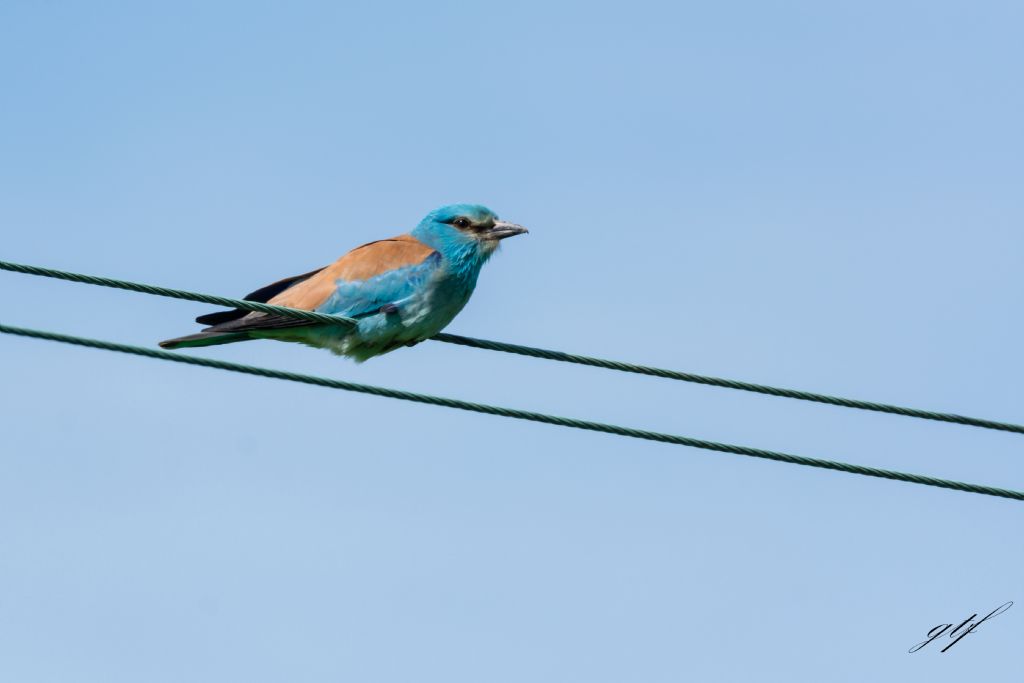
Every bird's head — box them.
[413,204,528,263]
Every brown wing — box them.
[266,234,436,311]
[189,235,437,334]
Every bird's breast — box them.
[357,270,474,340]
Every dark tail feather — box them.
[158,331,251,350]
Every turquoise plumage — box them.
[159,204,527,361]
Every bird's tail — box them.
[158,331,250,350]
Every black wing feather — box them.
[198,311,317,334]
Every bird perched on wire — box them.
[159,204,527,361]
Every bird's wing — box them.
[194,235,439,334]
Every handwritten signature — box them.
[909,601,1013,653]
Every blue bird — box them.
[159,204,528,361]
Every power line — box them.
[2,258,1022,435]
[432,333,1024,434]
[2,322,1021,503]
[0,260,356,327]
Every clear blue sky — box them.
[1,1,1021,680]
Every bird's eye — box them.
[452,217,471,229]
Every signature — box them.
[908,601,1013,653]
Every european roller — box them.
[159,204,527,360]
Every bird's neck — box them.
[411,225,493,282]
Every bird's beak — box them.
[487,220,529,240]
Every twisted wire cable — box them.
[431,333,1024,435]
[2,322,1021,502]
[0,260,357,327]
[3,258,1022,435]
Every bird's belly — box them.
[295,280,472,361]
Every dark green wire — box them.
[430,334,1024,435]
[3,258,1023,436]
[0,260,357,326]
[1,322,1022,502]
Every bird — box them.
[159,204,528,361]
